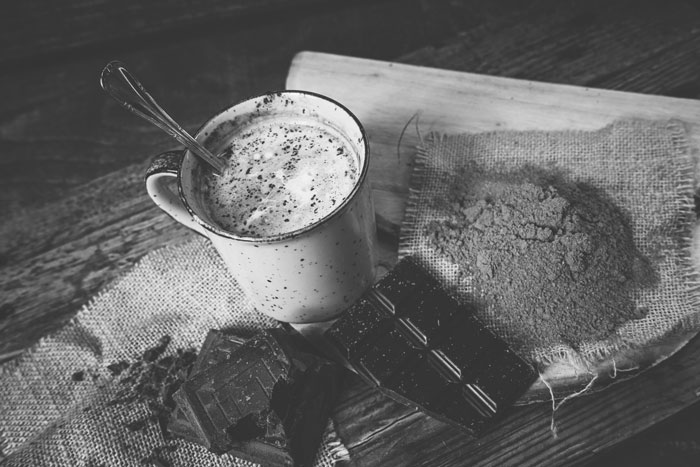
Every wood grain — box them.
[0,160,196,352]
[401,0,700,98]
[0,0,383,66]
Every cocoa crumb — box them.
[106,335,197,446]
[126,417,151,433]
[142,335,171,362]
[107,360,130,376]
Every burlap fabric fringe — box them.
[0,238,348,466]
[399,119,700,368]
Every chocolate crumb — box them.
[126,417,150,432]
[105,335,198,450]
[107,360,130,376]
[140,444,178,467]
[143,335,172,362]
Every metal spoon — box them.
[100,61,226,175]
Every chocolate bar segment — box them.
[326,296,393,361]
[174,332,284,452]
[172,328,342,466]
[353,327,413,386]
[190,329,249,375]
[325,256,537,435]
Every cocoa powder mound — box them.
[426,165,657,353]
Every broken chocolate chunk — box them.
[106,360,130,376]
[172,328,342,466]
[167,330,248,444]
[143,335,172,362]
[325,256,537,435]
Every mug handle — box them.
[145,150,208,236]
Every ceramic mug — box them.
[145,91,377,324]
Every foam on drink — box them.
[201,117,360,237]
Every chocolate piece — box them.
[167,406,205,444]
[325,256,537,435]
[190,329,249,375]
[173,328,341,466]
[168,330,248,444]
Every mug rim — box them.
[177,89,370,243]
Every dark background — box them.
[2,0,700,465]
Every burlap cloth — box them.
[399,119,700,367]
[0,239,348,466]
[2,118,699,465]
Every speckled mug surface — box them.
[146,91,377,323]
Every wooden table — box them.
[3,0,700,465]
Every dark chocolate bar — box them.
[325,256,537,435]
[172,328,341,466]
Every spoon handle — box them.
[100,61,226,174]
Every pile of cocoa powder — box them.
[426,164,657,354]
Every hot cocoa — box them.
[147,90,376,323]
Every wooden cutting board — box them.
[286,51,700,402]
[287,51,700,225]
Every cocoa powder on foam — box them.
[426,164,657,354]
[201,118,359,237]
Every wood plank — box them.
[400,0,700,98]
[0,161,195,353]
[0,0,379,65]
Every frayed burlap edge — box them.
[398,120,700,373]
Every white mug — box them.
[146,91,377,323]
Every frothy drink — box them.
[147,91,375,324]
[201,117,359,237]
